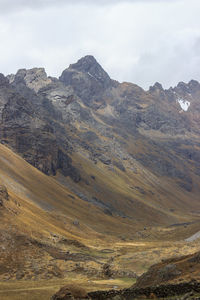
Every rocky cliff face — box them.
[0,72,80,180]
[59,55,115,106]
[1,55,200,221]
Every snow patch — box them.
[177,98,190,111]
[87,72,97,80]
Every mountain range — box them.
[0,55,200,299]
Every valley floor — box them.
[0,230,200,300]
[0,277,135,300]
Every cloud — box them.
[0,0,199,89]
[0,0,181,13]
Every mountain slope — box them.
[0,56,200,299]
[1,56,199,227]
[0,142,137,283]
[2,143,199,286]
[0,143,136,240]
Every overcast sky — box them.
[0,0,200,89]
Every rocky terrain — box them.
[52,280,200,299]
[0,56,200,299]
[0,55,200,224]
[52,251,200,299]
[135,251,200,288]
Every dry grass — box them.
[0,276,136,300]
[0,144,200,299]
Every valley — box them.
[0,56,200,299]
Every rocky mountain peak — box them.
[149,82,164,92]
[174,80,200,98]
[188,79,200,92]
[0,73,9,87]
[188,79,199,86]
[9,68,52,93]
[61,55,112,88]
[148,82,166,100]
[69,55,98,72]
[176,81,189,92]
[59,56,113,105]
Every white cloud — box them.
[0,0,199,89]
[0,0,181,12]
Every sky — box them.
[0,0,200,89]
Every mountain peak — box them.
[10,67,52,92]
[175,80,200,95]
[15,67,48,82]
[67,55,112,87]
[149,82,164,94]
[0,73,9,87]
[59,56,113,104]
[69,55,98,72]
[188,79,200,90]
[152,82,163,90]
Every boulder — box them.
[51,285,89,300]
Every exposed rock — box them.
[0,185,9,206]
[51,286,74,300]
[158,263,182,281]
[99,155,111,165]
[102,263,113,278]
[80,131,100,143]
[0,77,80,181]
[113,161,126,172]
[51,285,88,300]
[72,220,80,226]
[150,82,164,91]
[59,55,114,106]
[10,68,52,93]
[134,251,200,289]
[57,149,81,182]
[52,281,200,300]
[0,74,9,87]
[63,55,112,88]
[0,185,9,200]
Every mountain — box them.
[1,55,200,225]
[0,55,200,299]
[0,142,140,283]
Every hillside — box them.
[0,56,200,299]
[2,142,200,299]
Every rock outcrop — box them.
[52,281,200,300]
[60,55,114,106]
[51,285,88,300]
[134,251,200,289]
[0,69,80,181]
[0,185,9,206]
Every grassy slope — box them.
[134,249,200,288]
[69,149,200,229]
[0,141,199,241]
[0,144,200,299]
[0,143,138,241]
